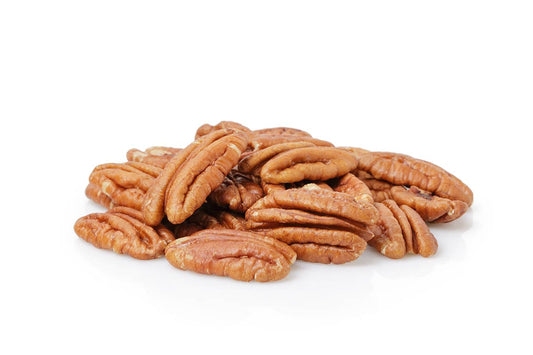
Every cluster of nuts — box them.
[74,121,473,282]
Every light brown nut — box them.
[74,207,175,259]
[246,208,373,241]
[248,134,333,150]
[142,129,248,225]
[400,205,438,257]
[238,141,317,175]
[246,185,374,263]
[249,184,378,225]
[126,146,181,168]
[165,229,296,282]
[207,170,264,213]
[368,202,407,259]
[368,200,438,258]
[260,147,358,184]
[88,162,163,210]
[195,121,251,139]
[356,151,473,206]
[382,199,413,253]
[390,186,469,223]
[256,227,367,264]
[250,127,312,137]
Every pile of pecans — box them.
[74,121,473,282]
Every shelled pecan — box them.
[87,162,163,210]
[351,151,473,222]
[246,184,377,264]
[195,121,251,139]
[368,200,438,258]
[165,229,296,282]
[259,146,358,184]
[126,146,181,168]
[142,129,248,225]
[74,206,175,259]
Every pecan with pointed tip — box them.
[165,229,296,282]
[74,206,175,259]
[246,184,377,264]
[142,129,248,225]
[207,170,264,213]
[87,162,163,210]
[260,147,358,184]
[368,200,438,258]
[351,151,473,222]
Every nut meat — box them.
[142,129,248,225]
[74,206,175,259]
[165,229,296,282]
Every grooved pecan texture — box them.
[246,184,377,264]
[74,207,175,259]
[142,129,248,225]
[368,200,438,258]
[165,229,296,282]
[87,162,163,210]
[126,146,181,168]
[351,151,473,223]
[259,147,358,184]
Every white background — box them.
[1,1,532,354]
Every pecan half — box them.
[238,141,317,176]
[126,146,181,168]
[356,151,473,206]
[260,147,358,184]
[74,207,175,259]
[390,185,469,223]
[142,129,248,225]
[207,170,264,213]
[246,184,377,264]
[165,229,296,282]
[368,200,437,258]
[195,121,251,139]
[87,162,162,210]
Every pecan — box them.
[195,121,251,139]
[248,133,333,151]
[246,184,377,264]
[250,127,312,137]
[260,147,359,184]
[207,170,264,213]
[351,151,473,222]
[142,129,248,225]
[368,200,438,258]
[390,185,469,223]
[87,162,163,210]
[165,229,296,282]
[126,146,181,168]
[238,141,317,176]
[74,206,175,259]
[356,151,473,206]
[260,227,367,264]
